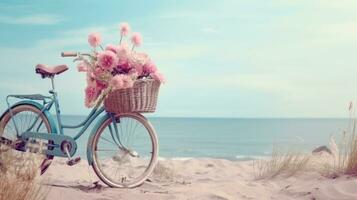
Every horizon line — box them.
[57,114,352,119]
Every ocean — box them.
[61,116,349,161]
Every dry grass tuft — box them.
[343,120,357,175]
[0,146,49,200]
[327,103,357,177]
[345,139,357,174]
[253,148,310,180]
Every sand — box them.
[41,153,357,200]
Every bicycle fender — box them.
[0,100,58,134]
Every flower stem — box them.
[99,45,104,51]
[119,36,123,45]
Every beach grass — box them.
[253,148,310,179]
[343,116,357,175]
[323,103,357,178]
[0,146,48,200]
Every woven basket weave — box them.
[104,79,160,114]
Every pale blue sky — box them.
[0,0,357,117]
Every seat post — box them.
[50,76,55,91]
[49,76,64,135]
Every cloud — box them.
[0,14,62,25]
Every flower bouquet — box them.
[76,22,165,113]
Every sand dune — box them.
[42,154,357,200]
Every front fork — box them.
[108,113,138,157]
[108,113,126,150]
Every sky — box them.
[0,0,357,118]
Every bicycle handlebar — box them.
[61,52,78,57]
[61,52,93,58]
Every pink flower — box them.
[117,43,130,68]
[111,75,124,89]
[128,52,148,75]
[122,74,134,88]
[118,61,130,71]
[111,74,134,89]
[117,43,129,55]
[131,32,142,47]
[97,50,118,70]
[129,71,139,79]
[131,63,143,75]
[77,62,88,72]
[105,44,119,53]
[143,61,157,74]
[88,32,102,48]
[93,68,112,82]
[86,72,96,85]
[95,80,107,90]
[85,85,99,107]
[93,67,105,77]
[151,71,165,83]
[119,22,130,36]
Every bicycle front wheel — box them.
[90,113,158,188]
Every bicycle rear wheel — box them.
[90,113,158,188]
[0,104,53,175]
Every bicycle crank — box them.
[21,131,77,158]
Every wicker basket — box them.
[104,79,160,114]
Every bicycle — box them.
[0,52,159,188]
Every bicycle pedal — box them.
[66,157,81,166]
[14,140,26,151]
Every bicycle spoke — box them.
[95,149,118,152]
[99,135,117,146]
[129,121,140,148]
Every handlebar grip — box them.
[61,52,78,57]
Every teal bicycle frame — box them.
[3,76,115,164]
